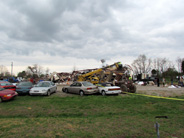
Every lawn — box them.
[0,94,184,138]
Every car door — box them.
[74,82,82,94]
[68,82,77,93]
[50,82,56,93]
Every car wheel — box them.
[79,91,84,96]
[65,89,68,93]
[0,97,2,103]
[120,84,128,92]
[129,84,136,93]
[47,90,51,96]
[54,88,57,93]
[102,90,106,96]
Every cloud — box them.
[0,0,184,74]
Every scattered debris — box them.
[168,85,181,88]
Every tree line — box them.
[17,64,50,79]
[1,55,184,80]
[131,54,184,78]
[0,64,50,80]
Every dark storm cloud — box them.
[1,0,124,42]
[0,0,184,65]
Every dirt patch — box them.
[136,85,184,97]
[53,84,77,97]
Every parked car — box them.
[29,81,57,96]
[62,81,99,96]
[0,81,16,91]
[97,83,121,96]
[0,88,18,103]
[16,81,33,95]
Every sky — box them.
[0,0,184,75]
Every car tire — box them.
[54,88,57,93]
[47,90,51,96]
[79,91,84,96]
[65,89,68,93]
[0,97,2,103]
[129,84,136,93]
[102,90,106,96]
[120,84,128,92]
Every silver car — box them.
[29,81,57,96]
[62,81,99,96]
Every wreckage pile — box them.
[49,62,136,93]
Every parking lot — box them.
[1,82,184,138]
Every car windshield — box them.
[17,82,32,86]
[0,88,5,91]
[0,82,13,86]
[82,82,94,86]
[37,82,50,87]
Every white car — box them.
[29,81,57,96]
[97,83,121,96]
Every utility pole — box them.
[11,62,13,76]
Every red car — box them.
[0,88,18,102]
[0,81,16,91]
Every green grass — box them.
[0,94,184,138]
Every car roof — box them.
[0,81,9,83]
[19,81,32,82]
[19,81,33,84]
[39,81,52,82]
[38,81,53,83]
[74,81,91,83]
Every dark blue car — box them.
[16,81,33,95]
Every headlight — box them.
[4,94,11,97]
[42,89,47,92]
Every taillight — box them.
[87,88,92,90]
[108,88,121,91]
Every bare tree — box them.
[72,65,77,72]
[0,65,9,76]
[182,60,184,74]
[131,54,152,75]
[45,67,50,75]
[27,64,44,77]
[153,58,174,74]
[158,58,167,73]
[176,57,183,73]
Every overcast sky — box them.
[0,0,184,75]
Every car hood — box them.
[0,89,16,95]
[30,87,50,91]
[16,86,32,89]
[1,85,16,88]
